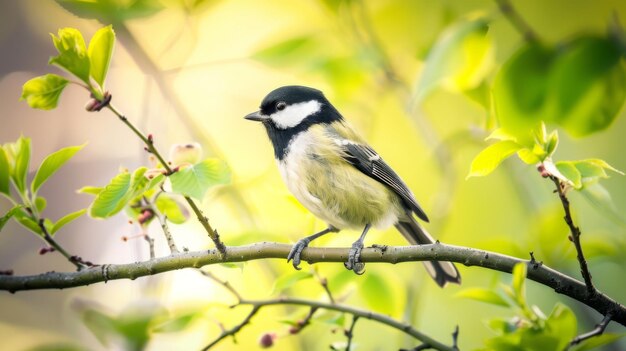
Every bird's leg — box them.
[344,224,371,275]
[287,226,339,270]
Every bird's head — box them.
[245,85,342,130]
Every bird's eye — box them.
[276,102,287,111]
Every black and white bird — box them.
[245,85,460,287]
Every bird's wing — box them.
[338,139,430,222]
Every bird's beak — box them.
[244,110,269,122]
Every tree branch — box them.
[567,313,613,349]
[0,242,624,326]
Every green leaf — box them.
[467,140,521,178]
[55,0,164,22]
[12,136,31,195]
[493,43,554,146]
[34,196,47,213]
[20,74,69,110]
[456,287,510,307]
[88,25,115,89]
[516,148,541,165]
[414,17,494,103]
[0,148,10,196]
[545,303,577,350]
[169,159,230,200]
[77,186,104,195]
[51,209,86,235]
[571,333,626,351]
[545,130,559,157]
[551,37,626,137]
[0,205,23,232]
[14,213,42,235]
[89,168,159,219]
[579,181,625,224]
[555,161,582,189]
[511,263,527,300]
[32,144,85,194]
[49,28,91,84]
[155,195,188,224]
[272,271,313,294]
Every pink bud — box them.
[258,332,276,348]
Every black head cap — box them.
[259,85,327,115]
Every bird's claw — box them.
[287,239,310,270]
[344,240,365,275]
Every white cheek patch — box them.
[271,100,322,129]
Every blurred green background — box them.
[0,0,625,350]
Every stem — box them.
[157,215,179,254]
[550,176,595,295]
[1,243,624,327]
[345,315,359,350]
[38,219,85,271]
[143,234,155,259]
[201,305,261,350]
[494,0,539,42]
[567,313,613,350]
[105,104,225,253]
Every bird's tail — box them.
[395,216,461,288]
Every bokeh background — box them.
[0,0,625,350]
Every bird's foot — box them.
[287,239,310,270]
[344,240,365,275]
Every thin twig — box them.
[105,104,225,253]
[38,219,86,271]
[345,315,359,350]
[1,243,625,327]
[199,270,242,303]
[549,176,595,295]
[314,270,336,304]
[201,305,261,350]
[157,215,179,254]
[567,313,613,350]
[451,325,459,351]
[494,0,539,42]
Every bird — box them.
[245,85,461,287]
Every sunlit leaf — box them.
[89,168,159,219]
[0,148,9,196]
[49,28,91,84]
[456,287,509,307]
[88,25,115,89]
[14,212,42,235]
[544,303,577,350]
[151,312,199,333]
[155,195,188,224]
[272,271,313,294]
[511,263,526,301]
[467,140,521,178]
[20,74,69,110]
[32,144,85,194]
[414,17,493,103]
[169,159,230,200]
[55,0,164,22]
[12,136,31,195]
[555,161,582,189]
[77,186,104,195]
[51,209,86,235]
[0,205,22,232]
[516,148,541,165]
[545,130,559,157]
[34,196,47,213]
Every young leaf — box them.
[51,209,86,235]
[32,144,85,194]
[467,140,521,178]
[0,148,10,196]
[49,28,91,84]
[544,303,577,350]
[555,161,582,189]
[413,17,493,103]
[511,263,527,301]
[272,271,313,294]
[20,74,69,110]
[88,25,115,89]
[89,171,132,218]
[35,196,47,213]
[12,136,31,195]
[516,148,541,165]
[14,213,42,235]
[55,0,164,22]
[456,287,510,307]
[155,195,188,224]
[545,130,559,157]
[0,205,23,232]
[151,312,199,333]
[77,186,104,195]
[169,159,230,200]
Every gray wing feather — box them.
[341,142,429,222]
